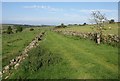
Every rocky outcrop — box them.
[1,32,45,79]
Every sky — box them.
[2,2,118,25]
[1,0,119,2]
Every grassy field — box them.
[56,23,119,35]
[0,31,2,69]
[2,27,44,67]
[8,30,118,79]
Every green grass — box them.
[56,23,119,35]
[2,27,44,67]
[9,30,118,79]
[0,30,2,80]
[0,33,2,72]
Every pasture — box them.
[2,27,44,67]
[56,23,119,35]
[7,30,118,79]
[1,2,119,80]
[2,24,119,79]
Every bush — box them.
[16,26,23,33]
[2,31,7,34]
[55,23,67,28]
[109,19,115,24]
[7,26,13,34]
[30,28,34,31]
[61,23,67,28]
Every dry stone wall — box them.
[1,32,45,79]
[54,30,120,46]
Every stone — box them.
[22,57,25,60]
[18,58,22,63]
[9,62,14,67]
[10,59,15,63]
[16,56,21,62]
[14,63,20,69]
[5,76,9,79]
[25,54,28,57]
[0,71,2,77]
[2,70,5,73]
[109,27,111,30]
[97,38,100,44]
[4,65,9,70]
[12,59,16,62]
[13,61,17,65]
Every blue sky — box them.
[2,2,118,25]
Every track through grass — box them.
[9,30,118,79]
[43,31,118,79]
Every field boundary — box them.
[53,29,120,46]
[1,32,45,79]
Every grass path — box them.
[39,31,118,79]
[9,30,118,79]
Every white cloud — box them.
[23,5,117,14]
[23,5,63,12]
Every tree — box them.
[89,11,108,44]
[62,23,67,28]
[61,23,64,27]
[109,19,115,24]
[7,26,13,34]
[55,23,67,28]
[30,28,34,31]
[74,24,78,26]
[91,11,108,29]
[16,26,23,33]
[83,23,86,26]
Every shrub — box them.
[6,26,13,34]
[16,26,23,33]
[55,23,67,28]
[61,23,67,28]
[30,28,34,31]
[2,31,7,34]
[109,19,115,24]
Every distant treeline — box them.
[68,23,87,26]
[2,24,55,28]
[13,24,54,27]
